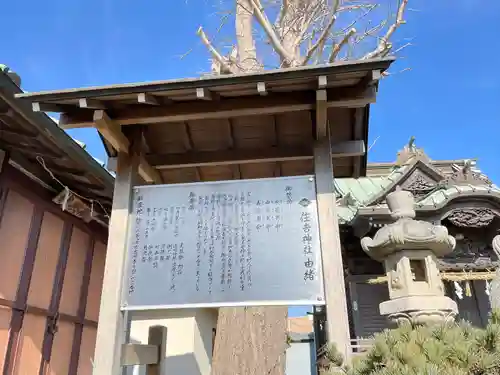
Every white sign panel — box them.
[123,176,324,310]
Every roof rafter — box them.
[93,110,162,184]
[111,140,366,170]
[59,87,376,129]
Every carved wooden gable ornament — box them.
[400,168,438,199]
[367,138,444,205]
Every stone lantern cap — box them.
[361,187,456,262]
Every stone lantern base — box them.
[380,296,458,326]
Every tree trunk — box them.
[211,4,288,374]
[212,306,288,375]
[235,0,260,72]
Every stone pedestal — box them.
[380,296,457,326]
[360,187,458,326]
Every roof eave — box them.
[0,72,114,191]
[15,58,394,102]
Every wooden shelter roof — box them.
[0,68,113,224]
[16,58,394,184]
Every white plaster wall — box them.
[193,309,219,374]
[285,340,316,375]
[126,308,218,375]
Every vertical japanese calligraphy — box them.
[125,176,324,309]
[301,212,315,281]
[128,193,144,295]
[208,194,215,294]
[196,194,202,292]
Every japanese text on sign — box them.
[124,176,324,310]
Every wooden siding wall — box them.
[0,164,107,375]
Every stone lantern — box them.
[490,235,500,309]
[360,187,458,326]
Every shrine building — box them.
[313,139,500,355]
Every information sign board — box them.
[123,176,324,310]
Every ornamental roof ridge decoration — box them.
[347,137,446,208]
[438,160,493,188]
[394,136,431,167]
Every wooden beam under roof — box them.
[112,140,366,170]
[357,69,382,89]
[58,87,376,129]
[352,107,365,177]
[93,110,162,184]
[138,155,162,184]
[257,82,267,96]
[318,75,328,89]
[196,87,219,101]
[79,98,105,109]
[94,110,131,152]
[137,93,160,106]
[316,88,328,139]
[32,102,74,113]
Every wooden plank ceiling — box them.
[144,107,355,184]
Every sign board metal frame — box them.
[122,175,325,311]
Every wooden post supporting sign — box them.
[92,129,141,375]
[314,84,351,363]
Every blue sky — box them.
[2,1,499,317]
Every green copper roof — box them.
[334,162,500,224]
[336,167,406,205]
[335,165,409,223]
[416,184,500,209]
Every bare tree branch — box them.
[381,67,411,77]
[197,0,411,72]
[197,26,234,73]
[275,0,288,27]
[329,28,356,62]
[354,19,387,46]
[293,1,324,48]
[176,49,193,60]
[341,4,377,34]
[392,42,412,54]
[368,135,381,151]
[302,14,337,65]
[338,4,377,12]
[249,0,295,65]
[362,0,408,59]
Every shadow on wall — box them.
[124,308,218,375]
[125,352,202,375]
